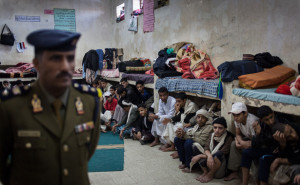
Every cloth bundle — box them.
[176,44,218,79]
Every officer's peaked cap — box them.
[27,29,81,52]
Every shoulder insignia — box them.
[72,83,101,97]
[0,85,31,101]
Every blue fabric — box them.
[88,132,124,172]
[258,155,276,182]
[96,49,104,70]
[82,64,86,78]
[217,60,264,82]
[174,137,194,168]
[116,125,133,138]
[88,148,124,172]
[241,147,273,169]
[232,88,300,105]
[155,76,219,98]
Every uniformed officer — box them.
[0,29,101,185]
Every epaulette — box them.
[0,85,31,101]
[73,83,102,98]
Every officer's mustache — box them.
[56,71,72,78]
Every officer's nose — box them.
[60,56,70,70]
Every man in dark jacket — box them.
[269,122,300,184]
[240,105,291,185]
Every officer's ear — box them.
[33,57,40,73]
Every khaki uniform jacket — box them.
[0,82,100,185]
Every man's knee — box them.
[184,139,193,149]
[174,137,180,144]
[242,148,252,157]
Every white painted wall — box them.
[0,0,113,68]
[111,0,300,70]
[1,0,299,71]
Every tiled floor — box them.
[89,139,244,185]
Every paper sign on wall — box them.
[54,9,76,32]
[15,15,40,22]
[44,9,54,15]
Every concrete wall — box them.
[111,0,300,70]
[0,0,113,68]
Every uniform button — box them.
[25,142,32,149]
[63,169,68,176]
[86,136,90,142]
[63,145,69,152]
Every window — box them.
[132,0,143,16]
[116,3,125,23]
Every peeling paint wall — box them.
[0,0,112,68]
[111,0,300,70]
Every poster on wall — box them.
[54,8,76,32]
[15,15,40,22]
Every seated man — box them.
[120,77,141,105]
[208,101,221,119]
[149,87,176,147]
[112,86,127,123]
[174,109,213,173]
[136,80,152,103]
[162,92,198,152]
[109,85,117,99]
[101,91,118,131]
[225,102,259,182]
[121,77,132,90]
[91,79,98,88]
[268,122,300,185]
[1,81,11,93]
[239,105,283,185]
[100,78,111,93]
[112,99,139,139]
[293,168,300,185]
[134,104,154,145]
[194,117,234,183]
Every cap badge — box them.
[75,97,84,115]
[31,94,43,113]
[71,39,78,46]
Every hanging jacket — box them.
[82,50,99,72]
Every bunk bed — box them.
[227,81,300,116]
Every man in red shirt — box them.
[104,91,118,113]
[102,91,118,131]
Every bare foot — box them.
[159,144,169,150]
[182,167,190,173]
[101,129,106,133]
[200,174,213,183]
[149,141,160,147]
[163,145,175,152]
[196,172,207,181]
[178,164,186,169]
[170,151,179,159]
[224,171,239,181]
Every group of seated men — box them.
[96,77,300,185]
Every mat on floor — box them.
[88,132,124,172]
